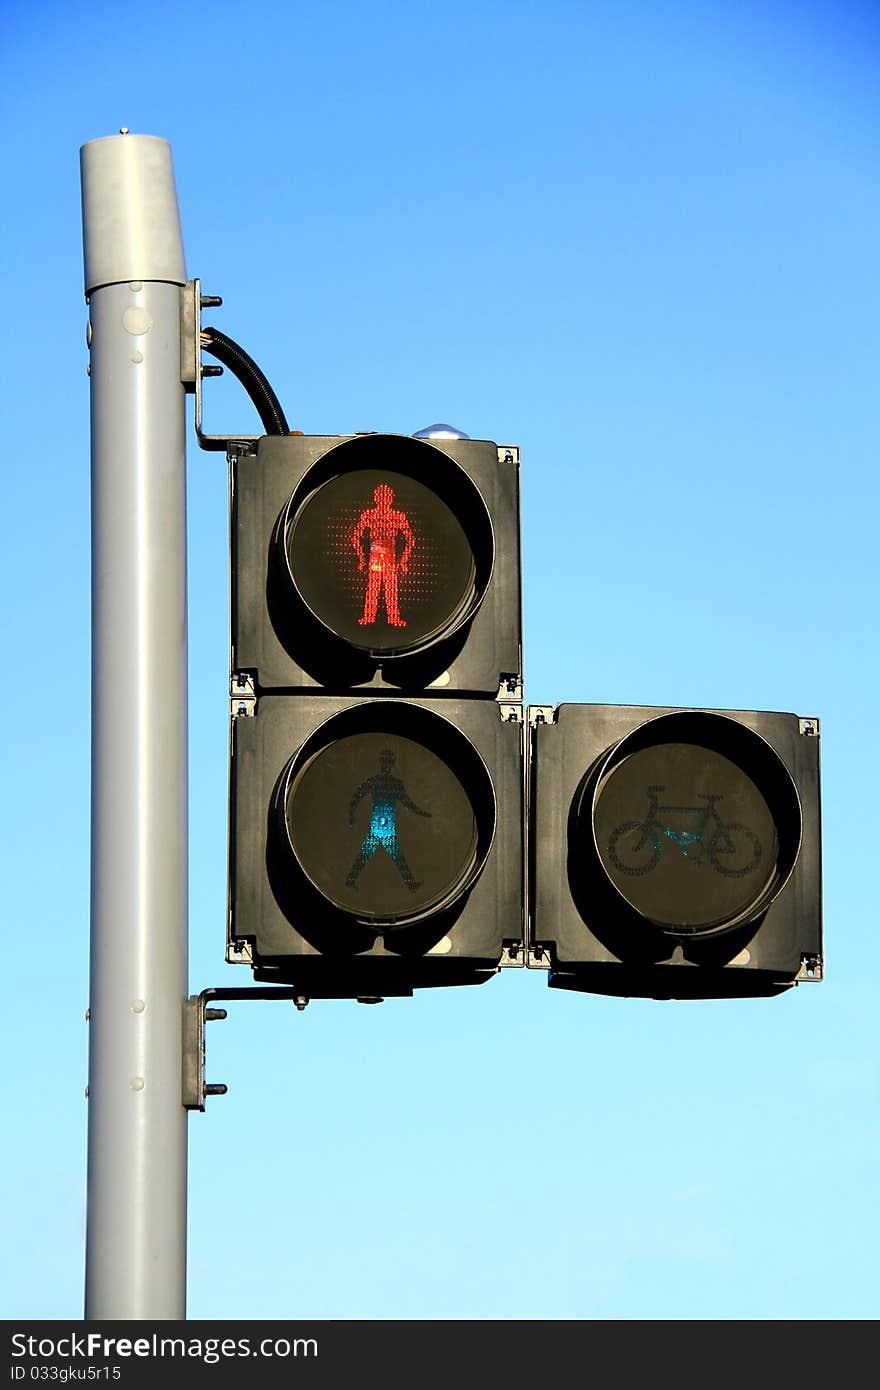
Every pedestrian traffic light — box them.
[227,430,524,998]
[231,431,521,697]
[229,693,523,996]
[528,703,822,999]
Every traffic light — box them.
[231,431,521,695]
[528,703,822,999]
[227,430,524,998]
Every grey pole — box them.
[81,133,189,1319]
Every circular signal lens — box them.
[283,460,486,657]
[585,713,801,936]
[279,710,495,928]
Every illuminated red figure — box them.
[352,483,414,628]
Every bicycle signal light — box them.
[528,704,821,999]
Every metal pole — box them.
[81,133,189,1319]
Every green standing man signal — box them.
[346,748,432,892]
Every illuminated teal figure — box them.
[345,748,431,891]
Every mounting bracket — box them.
[182,986,311,1111]
[179,278,261,453]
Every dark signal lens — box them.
[594,743,778,932]
[282,726,491,927]
[284,468,478,656]
[583,713,801,937]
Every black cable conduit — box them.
[201,326,290,436]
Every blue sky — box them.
[2,0,879,1320]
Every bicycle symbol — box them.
[607,785,762,880]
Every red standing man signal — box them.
[352,483,414,628]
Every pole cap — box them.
[80,133,186,293]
